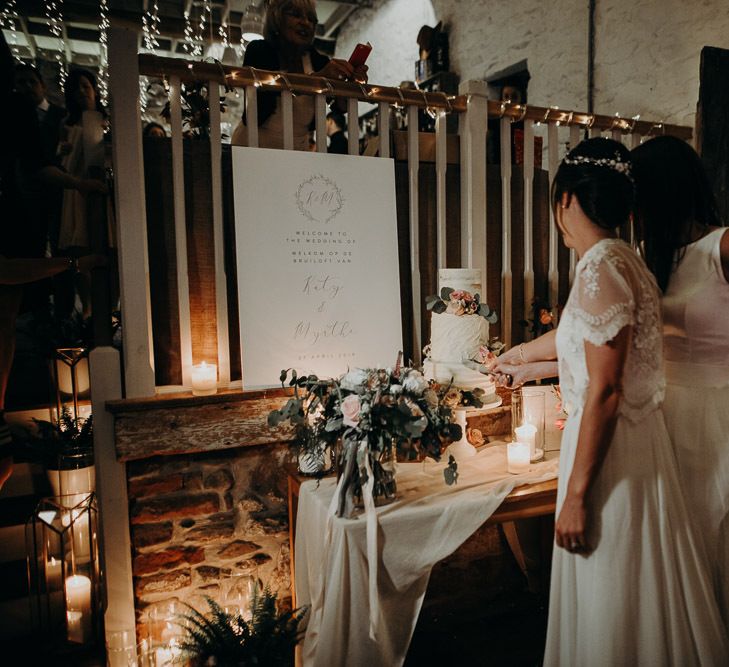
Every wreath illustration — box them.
[295,174,344,224]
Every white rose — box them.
[402,370,428,395]
[390,384,403,395]
[339,368,369,392]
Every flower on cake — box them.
[268,363,463,517]
[426,287,498,323]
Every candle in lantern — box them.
[191,362,217,396]
[514,423,537,460]
[507,442,530,474]
[67,610,85,643]
[65,574,92,643]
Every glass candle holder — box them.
[511,388,545,461]
[26,493,101,650]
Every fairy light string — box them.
[0,0,22,62]
[44,0,66,89]
[98,0,109,106]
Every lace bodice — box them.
[556,239,664,422]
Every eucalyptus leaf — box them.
[325,418,343,432]
[440,286,454,301]
[431,301,447,314]
[425,295,441,310]
[486,311,499,324]
[279,369,288,384]
[267,411,282,427]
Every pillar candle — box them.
[65,574,92,643]
[514,423,537,459]
[191,362,217,396]
[507,442,530,474]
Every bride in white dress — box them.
[632,135,729,630]
[492,138,728,665]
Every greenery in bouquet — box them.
[426,287,498,323]
[179,588,306,667]
[268,362,463,517]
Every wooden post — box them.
[108,23,155,398]
[90,346,136,649]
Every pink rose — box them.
[341,394,361,427]
[450,290,467,301]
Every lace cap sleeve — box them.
[572,247,635,347]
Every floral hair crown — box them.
[562,151,634,183]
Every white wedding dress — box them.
[662,227,729,630]
[544,238,728,666]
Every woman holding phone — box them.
[232,0,368,151]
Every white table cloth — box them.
[295,443,559,667]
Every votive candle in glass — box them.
[191,362,217,396]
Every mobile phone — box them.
[348,42,372,68]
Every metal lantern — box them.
[26,493,101,651]
[51,347,90,424]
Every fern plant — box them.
[179,589,307,667]
[30,407,93,468]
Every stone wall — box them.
[126,444,292,625]
[337,0,729,126]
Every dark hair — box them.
[65,68,106,125]
[552,137,634,232]
[142,121,166,137]
[14,62,43,84]
[326,110,345,130]
[631,135,721,292]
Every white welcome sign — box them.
[232,147,402,388]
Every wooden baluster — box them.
[315,94,327,152]
[348,97,359,155]
[500,116,513,347]
[568,124,581,282]
[458,81,488,279]
[435,109,448,270]
[378,101,390,158]
[208,79,230,385]
[245,85,258,147]
[523,119,535,332]
[281,89,294,151]
[547,122,560,315]
[169,75,193,388]
[407,104,421,364]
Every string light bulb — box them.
[44,0,67,90]
[0,0,22,62]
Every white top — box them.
[556,238,664,422]
[662,228,729,387]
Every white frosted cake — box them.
[424,268,497,402]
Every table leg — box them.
[288,476,298,608]
[502,518,549,593]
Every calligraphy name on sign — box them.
[296,175,344,224]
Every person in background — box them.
[143,121,166,138]
[493,138,728,664]
[632,135,729,630]
[326,110,348,154]
[232,0,367,150]
[0,34,105,490]
[14,63,65,163]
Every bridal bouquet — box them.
[268,362,462,517]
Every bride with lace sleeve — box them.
[495,139,728,665]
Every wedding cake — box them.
[424,268,497,403]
